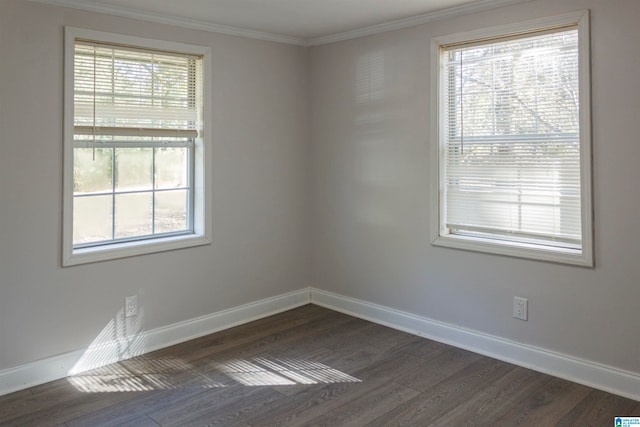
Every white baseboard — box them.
[310,288,640,402]
[3,286,639,402]
[0,288,311,397]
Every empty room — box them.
[1,0,639,425]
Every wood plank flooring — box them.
[0,304,638,426]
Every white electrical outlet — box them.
[513,296,528,321]
[125,295,138,318]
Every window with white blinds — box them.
[63,28,211,266]
[432,12,593,266]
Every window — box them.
[431,12,593,266]
[63,28,211,266]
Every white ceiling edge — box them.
[307,0,536,46]
[28,0,536,47]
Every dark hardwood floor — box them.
[1,304,638,426]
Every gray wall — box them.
[0,0,310,371]
[310,0,640,374]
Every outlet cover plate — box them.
[125,295,138,318]
[513,296,528,321]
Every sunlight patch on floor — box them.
[215,355,361,386]
[69,356,225,392]
[68,354,360,392]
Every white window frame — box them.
[63,27,212,266]
[430,11,593,267]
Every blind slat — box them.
[74,126,198,138]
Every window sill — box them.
[63,234,211,267]
[432,233,593,267]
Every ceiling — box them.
[30,0,532,45]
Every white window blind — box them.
[441,27,582,250]
[74,41,200,139]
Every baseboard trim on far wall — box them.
[2,286,639,401]
[0,288,311,397]
[309,287,640,402]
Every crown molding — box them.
[29,0,536,47]
[307,0,536,46]
[28,0,308,46]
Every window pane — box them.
[114,192,152,238]
[155,190,188,233]
[115,148,153,191]
[155,147,188,189]
[442,28,581,248]
[74,148,113,194]
[73,195,113,244]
